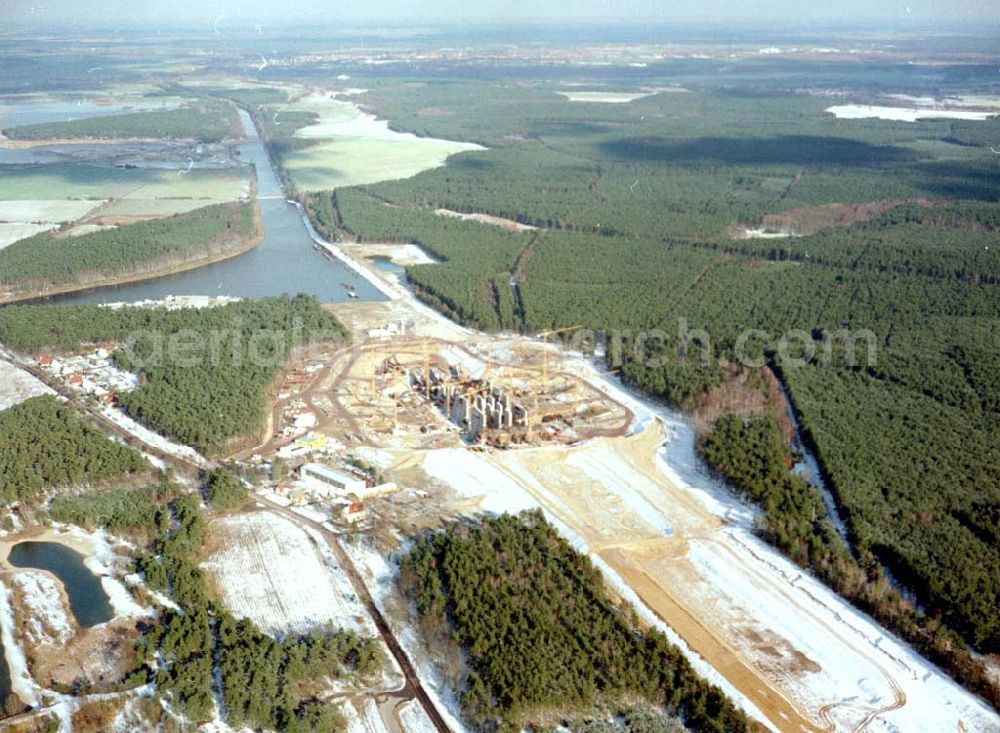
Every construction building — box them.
[408,367,530,442]
[299,463,367,494]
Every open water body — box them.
[0,98,180,129]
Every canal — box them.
[53,109,384,305]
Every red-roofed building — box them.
[341,501,367,524]
[37,354,53,366]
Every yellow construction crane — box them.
[537,326,582,389]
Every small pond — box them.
[8,541,113,628]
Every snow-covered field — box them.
[0,198,107,249]
[12,571,74,646]
[0,221,56,248]
[826,104,997,121]
[0,359,54,410]
[557,91,655,103]
[202,512,372,636]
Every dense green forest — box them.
[402,511,750,733]
[49,483,176,534]
[204,466,248,512]
[0,296,348,455]
[2,100,240,142]
[0,395,149,502]
[699,415,1000,708]
[324,80,1000,679]
[130,492,380,730]
[0,199,258,295]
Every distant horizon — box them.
[5,0,1000,37]
[6,16,1000,40]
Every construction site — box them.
[246,305,632,459]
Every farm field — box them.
[0,164,250,252]
[266,88,483,191]
[0,164,248,202]
[0,199,106,249]
[825,104,998,121]
[202,511,373,637]
[0,222,54,248]
[0,360,54,411]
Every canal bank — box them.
[53,109,385,306]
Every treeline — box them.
[401,511,750,733]
[49,484,176,534]
[336,189,531,330]
[782,362,1000,650]
[720,204,1000,284]
[0,200,259,296]
[0,395,149,502]
[132,492,380,730]
[2,101,240,142]
[699,414,1000,710]
[0,296,348,455]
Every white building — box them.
[299,463,366,494]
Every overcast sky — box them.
[5,0,998,28]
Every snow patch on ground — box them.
[0,578,40,706]
[98,404,210,468]
[825,104,997,121]
[0,359,54,411]
[557,91,656,103]
[358,242,439,265]
[12,571,73,645]
[398,699,438,733]
[80,527,152,619]
[343,539,470,733]
[422,448,536,516]
[339,699,370,733]
[361,698,391,733]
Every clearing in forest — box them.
[202,510,372,637]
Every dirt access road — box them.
[254,495,452,733]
